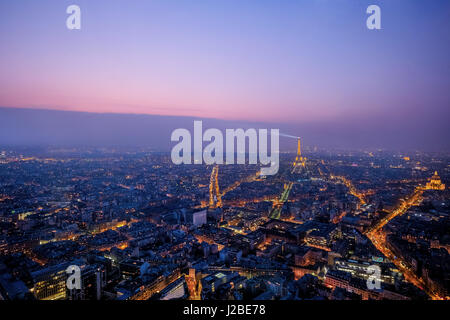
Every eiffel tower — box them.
[292,138,306,173]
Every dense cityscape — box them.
[0,142,448,301]
[1,1,449,309]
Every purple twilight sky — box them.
[0,0,449,151]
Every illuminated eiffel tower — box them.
[270,138,306,219]
[292,138,306,173]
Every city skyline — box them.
[0,145,448,301]
[0,1,449,305]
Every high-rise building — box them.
[158,276,188,300]
[68,264,106,300]
[31,263,70,300]
[193,210,207,226]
